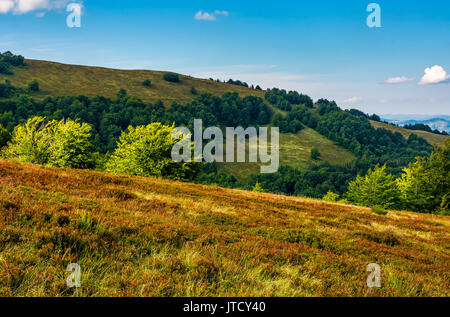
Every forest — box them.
[0,52,447,214]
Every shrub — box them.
[310,147,320,160]
[163,73,180,83]
[142,79,151,87]
[3,117,53,164]
[106,123,202,181]
[0,62,11,75]
[190,86,197,95]
[28,80,39,92]
[4,117,94,168]
[252,182,265,193]
[323,191,339,202]
[371,205,388,215]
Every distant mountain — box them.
[381,115,450,133]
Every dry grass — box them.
[0,59,265,106]
[371,120,450,147]
[0,159,448,297]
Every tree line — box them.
[0,57,445,213]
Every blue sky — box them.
[1,0,449,115]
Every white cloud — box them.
[0,0,70,14]
[343,97,360,104]
[0,0,15,13]
[194,9,229,21]
[214,10,229,16]
[194,10,216,21]
[419,65,450,85]
[384,76,414,84]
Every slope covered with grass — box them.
[218,127,355,180]
[0,159,448,296]
[371,120,449,147]
[0,59,265,105]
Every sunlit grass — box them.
[0,159,448,297]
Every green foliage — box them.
[163,73,180,83]
[0,124,11,150]
[310,147,320,160]
[323,190,339,202]
[142,79,151,87]
[47,119,94,169]
[0,80,20,98]
[4,117,94,168]
[265,88,313,109]
[227,79,249,87]
[0,75,441,211]
[345,165,402,209]
[27,80,39,92]
[0,51,26,74]
[190,86,197,95]
[397,140,450,213]
[252,182,266,193]
[3,116,53,164]
[371,205,388,215]
[106,123,202,181]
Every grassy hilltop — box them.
[371,120,449,147]
[0,159,448,296]
[0,59,265,106]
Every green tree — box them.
[48,119,94,169]
[310,147,320,160]
[397,140,450,213]
[4,117,94,168]
[4,117,53,164]
[345,165,402,209]
[142,79,151,87]
[252,182,266,193]
[163,73,180,83]
[28,80,39,92]
[323,190,339,202]
[106,123,202,181]
[0,124,11,150]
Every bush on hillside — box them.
[345,165,402,210]
[28,80,39,92]
[106,123,202,181]
[3,116,94,168]
[163,73,180,83]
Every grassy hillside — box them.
[218,127,355,180]
[0,59,265,105]
[371,120,449,147]
[0,159,448,297]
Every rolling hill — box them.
[0,58,356,177]
[0,59,265,106]
[0,159,448,296]
[218,127,355,180]
[370,120,449,147]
